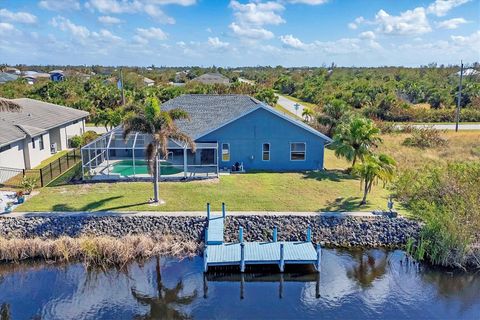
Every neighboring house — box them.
[191,73,230,85]
[3,67,21,75]
[143,77,155,86]
[0,98,89,169]
[456,68,479,77]
[49,70,65,82]
[23,71,50,85]
[0,72,19,84]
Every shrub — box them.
[394,162,480,269]
[402,127,448,148]
[20,176,38,194]
[69,135,82,148]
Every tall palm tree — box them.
[352,153,396,205]
[122,97,195,203]
[332,116,382,168]
[0,98,21,112]
[301,107,314,122]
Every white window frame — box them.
[290,142,306,161]
[221,143,230,162]
[262,143,270,161]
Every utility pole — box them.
[120,68,126,106]
[455,61,463,132]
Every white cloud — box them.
[0,9,37,24]
[229,22,274,40]
[92,29,122,42]
[359,31,376,40]
[98,15,123,24]
[426,0,471,17]
[229,0,284,40]
[348,22,358,30]
[279,34,309,50]
[207,37,230,49]
[50,16,90,39]
[348,16,365,30]
[435,17,469,29]
[0,22,16,34]
[450,30,480,51]
[39,0,81,11]
[85,0,195,21]
[286,0,329,5]
[134,27,168,44]
[374,7,431,35]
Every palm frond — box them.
[167,108,191,121]
[0,98,21,112]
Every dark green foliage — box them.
[394,162,480,269]
[254,88,278,106]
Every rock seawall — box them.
[0,215,420,248]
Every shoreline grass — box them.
[0,235,198,267]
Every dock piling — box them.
[279,243,285,272]
[222,202,226,218]
[207,203,211,220]
[204,246,208,272]
[240,242,246,272]
[307,226,311,242]
[316,244,321,273]
[239,226,244,243]
[273,227,278,242]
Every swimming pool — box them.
[110,160,182,176]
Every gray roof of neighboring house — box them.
[161,94,332,143]
[0,72,19,83]
[0,98,89,147]
[191,73,230,85]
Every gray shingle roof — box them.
[0,98,89,147]
[0,72,18,83]
[191,73,230,85]
[161,94,261,138]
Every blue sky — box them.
[0,0,478,66]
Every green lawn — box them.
[18,149,393,212]
[274,104,301,119]
[34,151,68,169]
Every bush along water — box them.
[395,161,480,270]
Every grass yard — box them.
[34,150,68,169]
[377,131,480,170]
[16,130,479,213]
[281,95,318,110]
[18,148,391,213]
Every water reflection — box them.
[346,249,388,288]
[0,249,479,320]
[131,257,198,319]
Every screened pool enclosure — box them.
[81,127,219,180]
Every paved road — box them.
[275,94,305,117]
[406,123,480,130]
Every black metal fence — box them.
[0,149,81,188]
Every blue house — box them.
[81,94,332,181]
[162,94,332,172]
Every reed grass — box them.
[0,235,199,267]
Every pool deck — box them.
[204,203,321,273]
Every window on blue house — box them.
[262,143,270,161]
[222,143,230,161]
[290,142,306,161]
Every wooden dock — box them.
[203,203,321,273]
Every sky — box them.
[0,0,479,67]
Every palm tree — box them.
[352,153,396,205]
[317,99,350,136]
[301,107,314,122]
[0,98,21,112]
[332,116,382,168]
[122,97,195,203]
[131,257,198,319]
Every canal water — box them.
[0,248,479,319]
